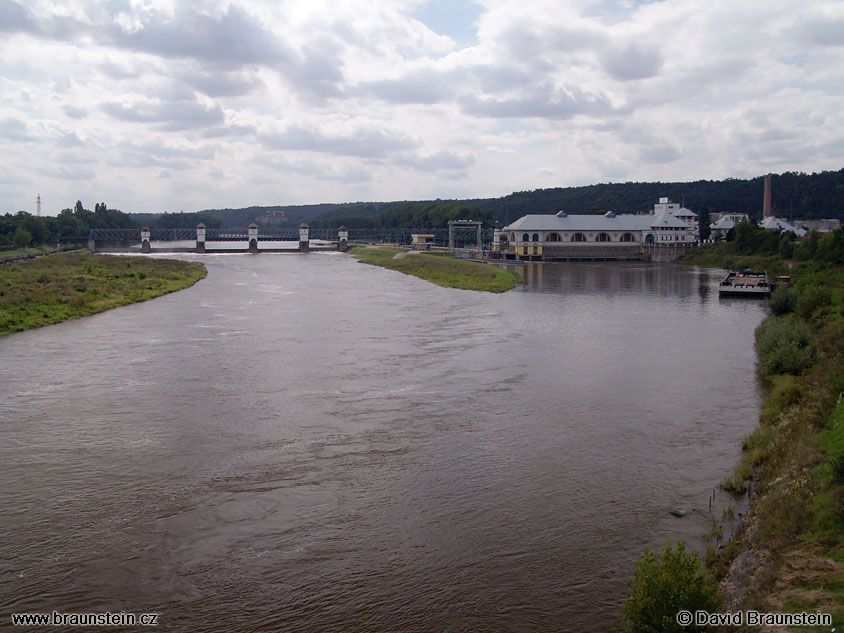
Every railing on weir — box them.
[88,227,497,246]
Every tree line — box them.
[188,168,844,230]
[0,201,137,249]
[6,169,842,244]
[711,217,844,265]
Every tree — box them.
[14,226,33,249]
[616,540,719,633]
[698,204,711,242]
[19,212,49,244]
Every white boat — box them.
[718,270,771,296]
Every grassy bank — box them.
[0,251,207,335]
[619,231,844,632]
[709,257,844,627]
[350,246,520,292]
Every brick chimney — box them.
[763,175,772,218]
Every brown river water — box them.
[0,254,767,632]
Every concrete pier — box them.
[141,227,151,253]
[338,226,349,252]
[299,223,309,253]
[196,223,206,253]
[248,223,259,253]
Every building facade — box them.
[499,199,698,261]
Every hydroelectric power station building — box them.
[498,198,698,262]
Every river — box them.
[0,254,766,632]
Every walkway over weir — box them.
[88,225,496,254]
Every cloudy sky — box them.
[2,0,843,215]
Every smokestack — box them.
[763,175,772,218]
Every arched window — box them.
[510,233,515,242]
[522,233,530,242]
[548,233,561,242]
[572,233,586,242]
[532,233,539,242]
[596,233,610,242]
[645,234,654,245]
[621,233,635,242]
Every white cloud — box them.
[0,0,842,214]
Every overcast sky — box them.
[2,0,843,215]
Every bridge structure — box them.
[88,224,498,254]
[89,223,346,254]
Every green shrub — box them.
[760,375,803,423]
[795,286,832,320]
[616,540,720,633]
[769,286,798,316]
[743,425,776,451]
[755,316,817,377]
[830,449,844,485]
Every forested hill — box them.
[468,170,844,225]
[128,169,844,229]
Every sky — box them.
[1,0,843,216]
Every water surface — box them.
[0,255,766,632]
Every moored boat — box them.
[718,270,771,296]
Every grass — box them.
[0,244,61,262]
[350,246,521,292]
[0,251,207,335]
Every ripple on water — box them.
[0,259,766,632]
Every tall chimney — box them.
[763,175,772,218]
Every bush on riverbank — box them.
[769,286,798,315]
[616,541,719,633]
[0,251,206,335]
[755,317,816,377]
[349,246,520,292]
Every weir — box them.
[87,226,496,254]
[87,224,345,254]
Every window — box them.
[532,233,539,242]
[572,233,586,242]
[596,233,610,242]
[548,232,561,242]
[522,233,530,242]
[510,233,515,242]
[621,233,635,242]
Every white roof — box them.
[710,217,736,230]
[759,216,807,237]
[503,212,687,233]
[650,211,689,228]
[672,206,697,217]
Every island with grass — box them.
[0,251,207,336]
[350,246,520,293]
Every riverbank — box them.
[349,246,521,292]
[685,243,844,627]
[0,251,207,336]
